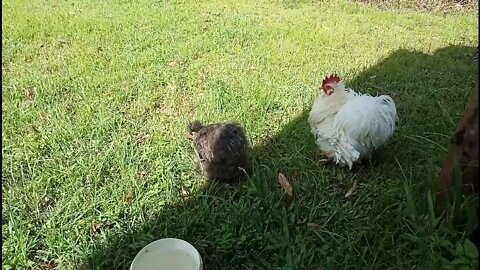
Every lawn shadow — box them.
[83,45,477,269]
[250,44,478,191]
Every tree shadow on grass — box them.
[84,45,476,269]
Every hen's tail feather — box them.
[188,120,203,133]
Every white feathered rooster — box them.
[308,74,397,169]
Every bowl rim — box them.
[130,238,202,270]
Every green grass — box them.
[2,0,478,269]
[355,0,477,14]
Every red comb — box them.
[321,74,341,91]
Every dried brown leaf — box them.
[344,180,358,198]
[297,217,307,225]
[278,173,293,199]
[40,259,58,270]
[92,222,104,234]
[40,196,54,211]
[135,133,148,145]
[24,88,35,101]
[180,186,190,197]
[31,125,41,134]
[307,223,322,229]
[123,192,134,203]
[139,170,147,179]
[198,70,207,81]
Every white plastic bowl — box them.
[130,238,203,270]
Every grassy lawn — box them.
[2,0,478,269]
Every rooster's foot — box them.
[358,155,373,166]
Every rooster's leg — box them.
[359,154,373,166]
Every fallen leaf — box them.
[297,217,307,225]
[41,196,54,211]
[123,192,134,203]
[278,173,293,200]
[307,223,321,229]
[40,259,58,270]
[180,186,189,197]
[135,133,149,145]
[24,88,35,101]
[197,69,208,81]
[344,180,358,198]
[138,170,147,179]
[92,222,104,234]
[31,125,41,134]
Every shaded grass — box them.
[2,0,478,269]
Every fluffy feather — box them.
[308,76,397,169]
[188,121,253,183]
[188,120,204,133]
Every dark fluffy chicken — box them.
[188,120,253,183]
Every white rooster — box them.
[308,74,397,169]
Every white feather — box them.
[308,81,397,169]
